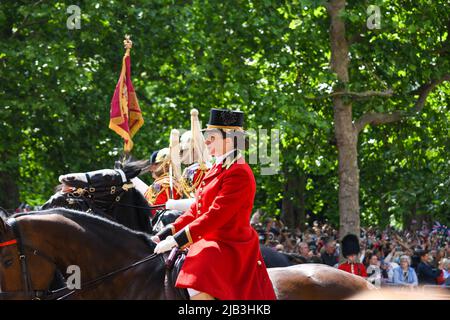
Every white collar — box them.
[214,149,236,165]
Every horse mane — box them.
[12,208,156,250]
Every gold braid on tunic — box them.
[144,173,181,205]
[180,162,209,198]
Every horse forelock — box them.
[121,159,151,179]
[57,159,151,189]
[59,169,122,186]
[0,214,8,236]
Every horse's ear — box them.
[0,215,7,235]
[123,159,151,180]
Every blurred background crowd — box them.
[251,212,450,288]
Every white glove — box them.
[151,235,160,243]
[166,198,195,211]
[131,177,149,196]
[154,236,178,254]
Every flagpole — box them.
[123,34,132,57]
[122,35,132,161]
[109,34,144,163]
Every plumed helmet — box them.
[341,233,360,258]
[180,131,192,152]
[155,148,170,163]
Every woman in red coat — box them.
[152,109,276,300]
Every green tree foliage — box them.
[0,1,448,227]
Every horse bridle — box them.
[65,181,135,212]
[0,217,162,300]
[0,218,56,300]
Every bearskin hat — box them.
[341,233,360,258]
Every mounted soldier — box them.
[165,109,212,213]
[179,109,212,198]
[151,108,276,300]
[143,148,181,211]
[131,130,182,217]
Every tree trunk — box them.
[0,171,19,211]
[404,202,418,230]
[379,191,390,228]
[296,174,306,231]
[328,0,360,239]
[334,101,360,238]
[281,169,306,231]
[281,175,295,228]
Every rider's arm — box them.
[173,166,253,248]
[155,201,197,241]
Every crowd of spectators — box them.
[251,213,450,288]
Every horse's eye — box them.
[3,259,13,268]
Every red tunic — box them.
[338,261,368,277]
[172,157,276,300]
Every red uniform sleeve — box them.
[187,166,253,241]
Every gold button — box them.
[198,236,201,239]
[198,203,201,208]
[202,181,206,186]
[198,195,201,200]
[197,210,201,214]
[257,260,262,266]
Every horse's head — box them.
[0,215,58,300]
[59,159,151,190]
[51,159,151,208]
[42,160,153,233]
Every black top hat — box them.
[203,108,244,131]
[341,234,360,258]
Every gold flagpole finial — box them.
[123,35,133,51]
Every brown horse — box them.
[0,209,373,300]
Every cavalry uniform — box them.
[179,162,210,198]
[144,174,181,212]
[155,108,276,300]
[144,148,181,216]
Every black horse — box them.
[42,160,153,234]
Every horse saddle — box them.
[164,248,189,300]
